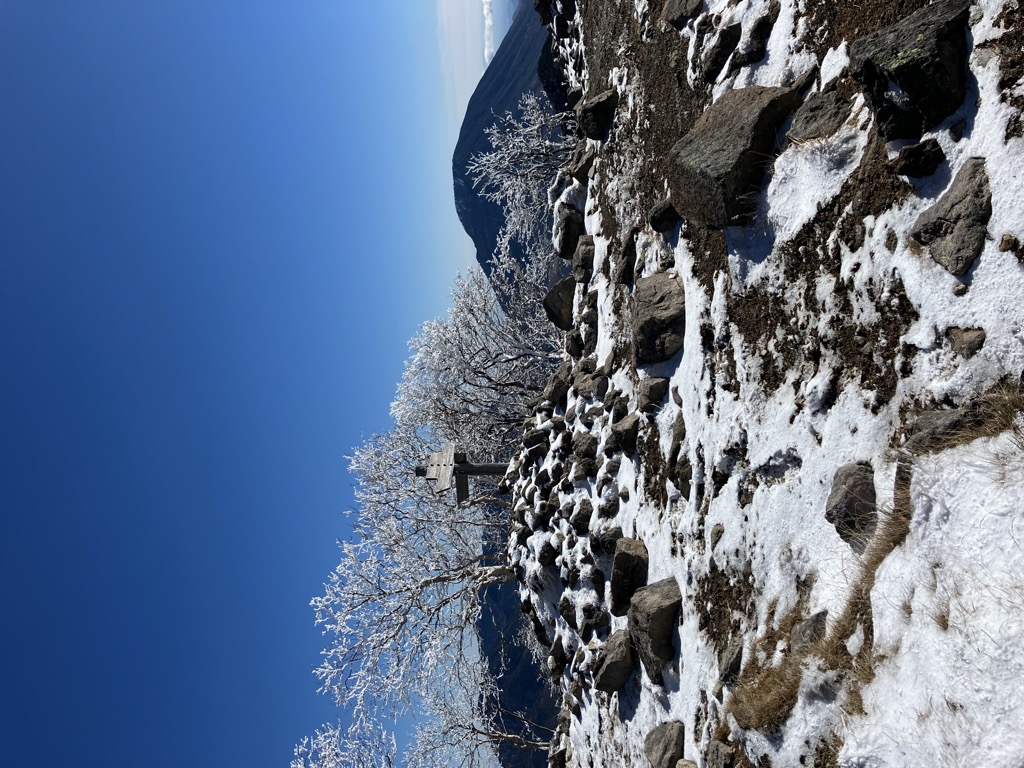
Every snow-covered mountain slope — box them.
[508,1,1024,766]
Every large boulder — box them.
[544,277,577,331]
[849,0,971,140]
[555,205,585,260]
[578,88,619,140]
[610,538,650,616]
[633,272,686,363]
[825,463,877,551]
[628,577,682,684]
[947,326,986,358]
[667,86,800,228]
[911,157,992,276]
[644,721,686,768]
[593,629,634,692]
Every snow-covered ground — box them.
[510,0,1024,765]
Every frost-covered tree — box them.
[291,721,396,768]
[391,246,560,459]
[466,91,576,252]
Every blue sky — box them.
[0,1,514,765]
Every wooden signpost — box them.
[415,442,507,503]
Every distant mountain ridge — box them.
[451,0,563,273]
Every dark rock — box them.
[580,602,610,639]
[610,412,642,456]
[593,630,634,693]
[610,538,650,616]
[544,277,577,332]
[597,500,619,519]
[556,0,576,18]
[565,329,585,358]
[570,144,597,184]
[593,526,624,555]
[549,634,567,679]
[573,235,596,284]
[662,0,703,29]
[704,23,743,82]
[787,89,851,142]
[718,638,743,684]
[572,431,599,460]
[791,610,828,654]
[628,577,682,684]
[522,428,549,450]
[534,0,553,26]
[644,721,686,768]
[849,0,971,140]
[889,138,945,177]
[649,197,682,233]
[569,499,593,533]
[633,272,687,363]
[573,457,599,480]
[667,85,800,228]
[638,377,670,413]
[825,463,877,551]
[538,537,560,567]
[553,13,570,39]
[578,88,619,140]
[912,157,992,276]
[730,2,779,70]
[558,593,578,631]
[555,205,585,260]
[543,360,574,407]
[947,326,986,358]
[615,228,640,285]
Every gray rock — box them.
[628,577,682,684]
[905,408,973,453]
[543,277,577,331]
[718,638,743,684]
[825,463,877,551]
[573,235,595,284]
[786,89,851,143]
[947,326,986,358]
[558,594,578,631]
[609,412,642,456]
[644,721,686,768]
[662,0,703,29]
[555,205,585,260]
[633,272,686,363]
[889,138,946,177]
[709,523,725,551]
[638,377,670,414]
[549,634,567,679]
[541,360,574,405]
[594,629,634,692]
[610,537,650,616]
[577,88,618,140]
[849,0,971,139]
[912,157,992,276]
[593,525,624,555]
[705,740,735,768]
[667,86,800,228]
[572,431,599,460]
[569,499,593,533]
[791,609,828,654]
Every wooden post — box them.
[415,442,508,502]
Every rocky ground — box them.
[507,0,1024,766]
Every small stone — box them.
[610,538,650,616]
[888,138,945,177]
[791,610,828,654]
[946,326,986,358]
[649,197,682,233]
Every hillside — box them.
[507,0,1024,766]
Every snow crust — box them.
[523,0,1024,765]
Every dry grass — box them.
[728,658,804,733]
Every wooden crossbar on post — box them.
[414,442,508,502]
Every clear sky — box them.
[0,1,514,765]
